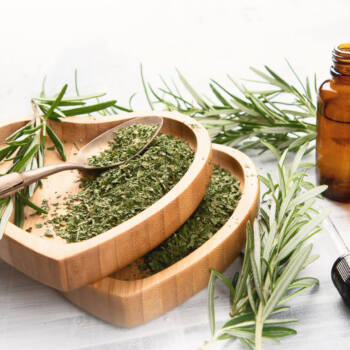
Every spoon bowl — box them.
[0,116,163,199]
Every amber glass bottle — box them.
[317,43,350,202]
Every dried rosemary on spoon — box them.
[88,124,157,167]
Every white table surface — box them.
[1,1,350,349]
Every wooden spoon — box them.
[0,116,163,199]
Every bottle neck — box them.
[331,43,350,77]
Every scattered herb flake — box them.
[44,230,53,237]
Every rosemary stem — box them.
[255,304,264,350]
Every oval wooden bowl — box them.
[0,112,213,291]
[63,144,260,327]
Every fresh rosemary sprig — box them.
[204,144,328,350]
[0,74,128,238]
[142,62,317,154]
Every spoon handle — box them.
[0,162,81,199]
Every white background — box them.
[1,1,350,349]
[0,0,349,117]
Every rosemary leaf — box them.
[43,84,68,120]
[0,199,12,239]
[61,100,117,117]
[46,125,66,161]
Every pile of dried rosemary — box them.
[44,123,242,277]
[142,165,241,274]
[47,124,194,242]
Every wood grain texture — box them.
[63,144,260,327]
[0,112,213,291]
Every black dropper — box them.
[329,218,350,307]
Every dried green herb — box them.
[44,230,54,237]
[142,165,241,274]
[48,132,194,242]
[87,124,157,167]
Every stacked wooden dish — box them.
[0,111,259,327]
